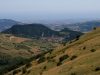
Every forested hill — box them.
[2,24,82,39]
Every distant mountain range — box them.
[0,19,21,32]
[2,24,59,38]
[2,24,83,42]
[51,21,100,32]
[0,19,100,33]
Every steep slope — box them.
[0,19,21,32]
[26,27,100,75]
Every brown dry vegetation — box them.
[26,27,100,75]
[0,34,57,75]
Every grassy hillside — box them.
[0,34,58,74]
[25,27,100,75]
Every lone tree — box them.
[93,27,96,30]
[75,35,80,41]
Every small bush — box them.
[57,62,62,66]
[90,49,96,52]
[93,27,96,30]
[75,35,80,41]
[56,55,69,66]
[37,56,46,63]
[70,72,76,75]
[83,46,86,50]
[95,67,100,71]
[59,55,69,62]
[22,67,27,74]
[43,66,47,70]
[25,63,32,68]
[70,55,77,60]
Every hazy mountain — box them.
[2,24,59,38]
[0,19,21,32]
[63,21,100,32]
[2,24,83,41]
[1,19,100,33]
[60,28,83,42]
[48,20,100,32]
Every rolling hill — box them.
[51,21,100,32]
[2,24,83,42]
[20,27,100,75]
[63,21,100,32]
[0,19,21,32]
[2,24,59,38]
[60,28,83,42]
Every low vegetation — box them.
[0,34,59,74]
[26,27,100,75]
[0,27,100,75]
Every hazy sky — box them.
[0,0,100,22]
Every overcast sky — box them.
[0,0,100,22]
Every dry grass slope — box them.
[27,28,100,75]
[0,33,59,75]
